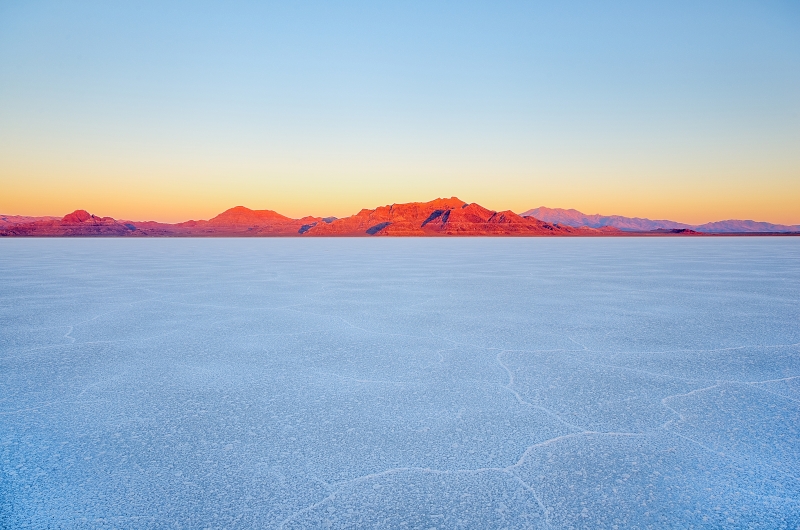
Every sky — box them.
[1,1,798,224]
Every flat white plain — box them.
[1,238,798,528]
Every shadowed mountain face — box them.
[522,207,800,233]
[0,199,612,237]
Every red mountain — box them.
[302,197,595,236]
[166,206,322,236]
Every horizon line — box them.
[3,198,799,230]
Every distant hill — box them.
[0,214,59,228]
[692,220,800,233]
[521,207,800,233]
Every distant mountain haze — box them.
[521,207,800,233]
[2,200,798,236]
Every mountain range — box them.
[522,207,800,233]
[1,199,797,237]
[1,198,615,237]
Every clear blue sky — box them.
[1,1,798,223]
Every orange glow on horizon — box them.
[3,173,799,226]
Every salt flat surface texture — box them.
[1,238,799,529]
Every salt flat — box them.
[1,238,798,529]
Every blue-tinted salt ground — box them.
[1,238,799,529]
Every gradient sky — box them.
[1,1,798,224]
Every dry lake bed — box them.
[1,238,798,528]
